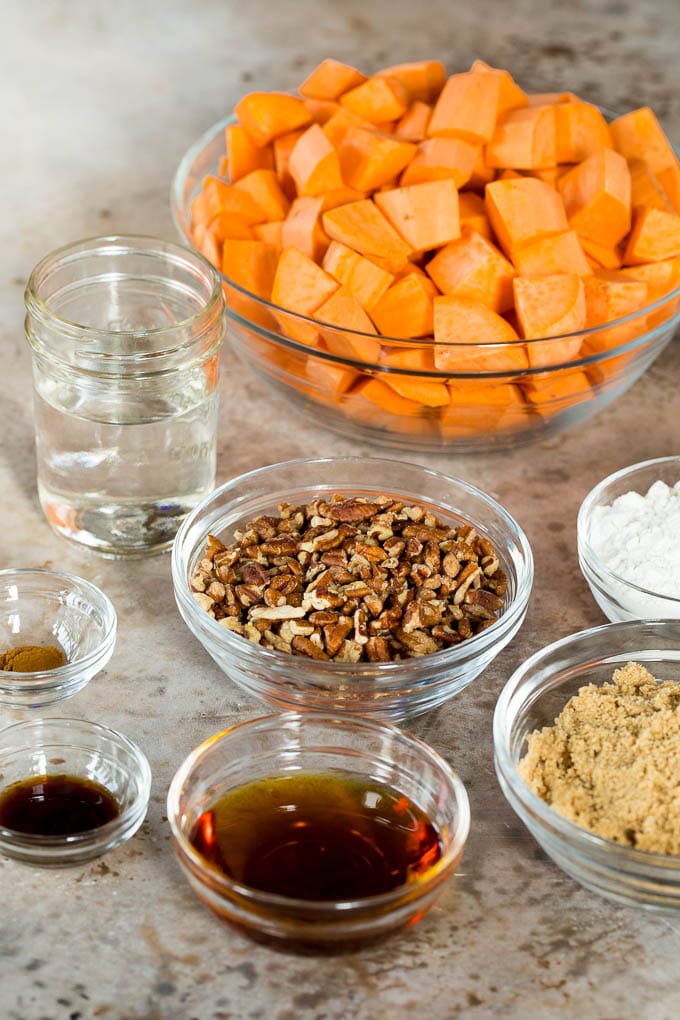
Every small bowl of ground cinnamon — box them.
[494,619,680,910]
[0,569,117,709]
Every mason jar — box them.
[25,235,226,556]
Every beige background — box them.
[2,1,680,1017]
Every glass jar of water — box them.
[25,236,226,556]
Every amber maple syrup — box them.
[190,771,442,900]
[0,774,121,836]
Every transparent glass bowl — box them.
[577,456,680,621]
[494,619,680,910]
[0,569,117,708]
[171,114,680,453]
[171,456,533,721]
[0,717,151,865]
[167,712,470,948]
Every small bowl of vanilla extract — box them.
[167,712,470,950]
[0,717,151,865]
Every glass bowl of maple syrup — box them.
[167,711,470,950]
[0,717,152,866]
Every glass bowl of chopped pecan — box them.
[494,619,680,910]
[172,456,533,720]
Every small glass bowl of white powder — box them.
[577,456,680,621]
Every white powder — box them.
[589,479,680,614]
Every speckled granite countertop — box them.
[2,2,680,1017]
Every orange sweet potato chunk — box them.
[433,297,528,373]
[370,273,437,338]
[513,274,586,367]
[315,287,382,362]
[616,258,680,300]
[252,220,283,248]
[354,378,424,420]
[459,192,492,239]
[322,200,413,273]
[304,98,340,124]
[628,159,674,212]
[381,347,449,406]
[299,59,366,101]
[486,106,557,170]
[374,179,461,252]
[281,196,330,262]
[225,124,274,182]
[554,102,612,163]
[429,69,516,144]
[394,101,432,142]
[234,92,312,147]
[426,231,515,313]
[609,107,678,175]
[485,178,568,255]
[580,236,623,270]
[441,381,528,436]
[623,206,680,264]
[583,274,648,349]
[289,124,344,196]
[558,148,631,247]
[271,247,339,316]
[400,137,479,188]
[658,164,680,215]
[191,176,267,227]
[522,368,593,411]
[221,240,279,300]
[337,125,417,191]
[512,231,592,278]
[469,60,528,118]
[376,61,447,103]
[306,357,360,396]
[234,169,290,222]
[322,242,394,309]
[206,212,255,242]
[340,76,409,124]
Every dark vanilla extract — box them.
[190,772,443,901]
[0,774,121,836]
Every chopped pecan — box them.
[190,494,507,662]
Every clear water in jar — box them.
[33,378,217,556]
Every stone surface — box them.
[2,1,680,1017]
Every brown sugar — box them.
[519,661,680,855]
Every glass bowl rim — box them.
[171,453,534,677]
[171,111,680,365]
[167,710,471,911]
[577,455,680,605]
[493,617,680,869]
[0,715,152,849]
[0,567,118,687]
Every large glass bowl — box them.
[167,712,470,949]
[171,114,680,454]
[171,456,533,721]
[494,619,680,910]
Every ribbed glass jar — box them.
[25,235,226,556]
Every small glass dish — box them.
[167,712,470,949]
[0,568,117,708]
[0,717,151,866]
[171,456,533,721]
[494,619,680,910]
[577,455,680,621]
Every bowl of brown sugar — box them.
[494,619,680,910]
[0,569,117,709]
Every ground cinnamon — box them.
[0,645,66,672]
